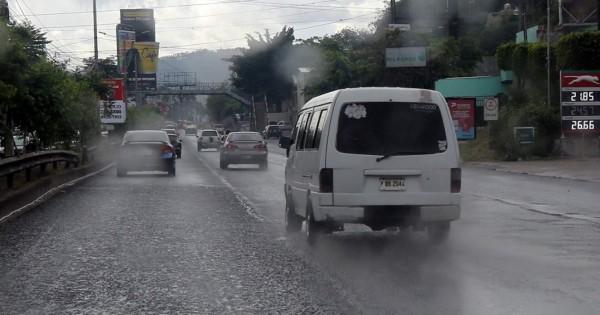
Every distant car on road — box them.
[219,132,268,170]
[262,125,281,139]
[116,130,176,177]
[185,125,198,136]
[197,129,221,151]
[162,129,182,158]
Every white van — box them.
[281,87,461,244]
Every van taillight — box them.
[319,168,333,193]
[451,168,461,193]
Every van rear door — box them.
[326,99,459,207]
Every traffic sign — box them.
[484,97,499,121]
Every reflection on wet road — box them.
[0,135,598,314]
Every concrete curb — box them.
[0,160,114,225]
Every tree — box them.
[228,26,296,110]
[205,94,244,127]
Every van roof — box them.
[300,87,443,111]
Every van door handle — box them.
[302,174,312,179]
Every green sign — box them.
[514,127,534,144]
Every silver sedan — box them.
[219,132,268,169]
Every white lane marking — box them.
[0,163,115,224]
[466,193,600,225]
[192,152,263,222]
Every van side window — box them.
[294,112,307,150]
[312,108,328,149]
[305,108,328,149]
[304,111,320,150]
[295,111,311,150]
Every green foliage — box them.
[556,31,600,70]
[496,42,516,70]
[228,26,296,105]
[125,105,163,130]
[489,101,560,160]
[1,21,102,156]
[205,94,244,125]
[511,43,529,78]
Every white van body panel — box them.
[285,87,461,226]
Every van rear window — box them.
[336,102,448,155]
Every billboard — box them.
[124,41,159,91]
[446,98,476,140]
[117,29,136,76]
[385,47,427,67]
[119,9,155,42]
[99,79,126,124]
[560,70,600,134]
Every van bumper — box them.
[314,205,460,223]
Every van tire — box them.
[259,160,268,170]
[428,222,450,244]
[305,207,324,245]
[285,198,302,235]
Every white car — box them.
[280,87,461,244]
[197,129,221,151]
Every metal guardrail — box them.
[0,150,80,189]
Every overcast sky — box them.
[6,0,386,69]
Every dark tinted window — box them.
[295,112,310,150]
[123,131,169,143]
[336,102,447,155]
[201,130,219,136]
[305,109,323,149]
[312,108,328,149]
[228,133,262,141]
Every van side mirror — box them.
[278,136,291,149]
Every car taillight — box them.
[319,168,333,193]
[162,145,173,154]
[254,143,267,150]
[225,144,238,150]
[451,168,461,193]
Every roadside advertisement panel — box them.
[385,47,427,67]
[124,42,159,91]
[446,98,476,140]
[99,79,126,124]
[560,70,600,134]
[117,30,136,76]
[119,9,155,42]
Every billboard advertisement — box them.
[560,70,600,134]
[119,9,155,42]
[446,98,476,140]
[124,41,159,91]
[385,47,427,67]
[117,29,136,76]
[99,79,126,124]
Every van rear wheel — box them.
[285,199,302,235]
[428,222,450,244]
[305,209,325,245]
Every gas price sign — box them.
[560,71,600,134]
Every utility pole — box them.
[547,0,551,107]
[93,0,99,72]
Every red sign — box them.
[560,72,600,88]
[100,78,125,101]
[446,98,476,140]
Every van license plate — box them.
[380,178,405,191]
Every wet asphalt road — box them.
[0,135,599,314]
